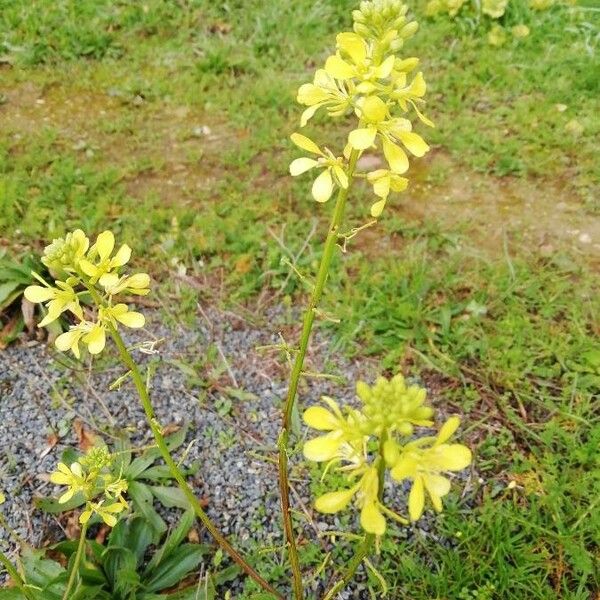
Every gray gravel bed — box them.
[0,305,468,598]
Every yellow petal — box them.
[383,439,400,465]
[55,330,80,353]
[361,96,388,122]
[127,273,150,289]
[360,501,386,535]
[348,126,377,150]
[95,231,115,262]
[297,83,329,105]
[300,104,322,127]
[391,455,418,480]
[332,165,348,189]
[390,176,409,192]
[371,199,387,218]
[24,285,54,303]
[336,32,367,65]
[324,54,355,80]
[372,175,390,199]
[408,72,426,97]
[436,416,460,444]
[398,131,429,157]
[374,55,395,79]
[101,513,118,527]
[303,406,338,430]
[50,472,71,485]
[315,488,356,514]
[423,473,451,499]
[311,169,334,203]
[290,157,318,176]
[383,138,409,173]
[85,326,106,355]
[290,133,322,155]
[303,434,341,462]
[111,244,131,267]
[408,476,425,521]
[99,273,120,289]
[79,259,98,277]
[115,310,145,328]
[58,489,75,504]
[79,509,92,524]
[433,444,472,471]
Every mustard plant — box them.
[13,2,474,599]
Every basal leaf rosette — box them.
[24,229,150,358]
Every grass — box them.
[0,0,599,598]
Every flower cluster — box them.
[25,229,150,358]
[50,446,128,527]
[303,374,472,535]
[290,0,433,217]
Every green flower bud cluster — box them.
[353,0,417,50]
[41,229,90,277]
[356,374,434,435]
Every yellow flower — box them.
[100,304,146,329]
[511,24,530,38]
[366,169,409,216]
[79,230,132,287]
[297,69,353,127]
[482,0,508,17]
[348,115,429,174]
[303,396,366,465]
[50,462,87,504]
[315,466,387,535]
[390,71,434,126]
[80,499,126,527]
[41,229,90,275]
[24,279,83,327]
[325,32,396,84]
[390,417,472,521]
[487,25,507,46]
[55,321,106,358]
[102,272,151,296]
[289,133,348,203]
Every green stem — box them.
[321,433,388,600]
[62,519,88,600]
[0,550,36,600]
[109,327,283,600]
[277,149,360,600]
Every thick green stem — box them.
[321,433,388,599]
[62,519,88,600]
[278,149,360,600]
[109,327,283,600]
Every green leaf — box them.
[0,281,22,311]
[211,564,241,586]
[143,510,199,576]
[35,492,86,514]
[150,485,192,509]
[127,517,155,566]
[143,544,206,592]
[0,590,27,599]
[102,546,139,596]
[128,481,166,539]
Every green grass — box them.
[0,0,598,598]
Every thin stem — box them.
[321,434,388,599]
[277,149,360,600]
[109,327,283,600]
[62,519,88,600]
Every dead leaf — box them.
[73,419,97,452]
[39,434,59,459]
[234,254,253,274]
[161,423,180,436]
[65,512,81,540]
[187,527,200,543]
[0,313,22,350]
[21,297,35,332]
[208,21,232,34]
[95,524,110,544]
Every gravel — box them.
[0,305,467,597]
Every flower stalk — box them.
[278,148,360,599]
[62,519,89,600]
[109,326,283,600]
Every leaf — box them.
[35,492,86,514]
[150,485,192,509]
[127,481,166,539]
[0,281,22,311]
[143,544,206,593]
[0,590,27,599]
[159,578,216,600]
[211,564,241,586]
[127,517,154,566]
[102,546,139,596]
[73,419,98,452]
[143,510,200,576]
